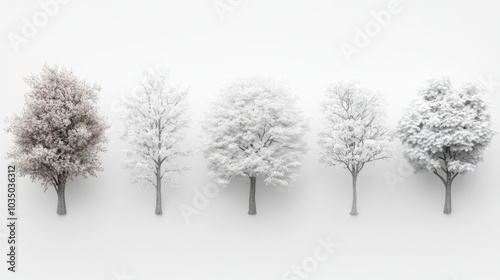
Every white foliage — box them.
[5,64,108,190]
[318,81,393,174]
[120,68,189,188]
[202,77,308,189]
[398,76,496,180]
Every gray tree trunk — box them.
[248,176,257,215]
[350,171,358,215]
[155,166,163,215]
[443,180,452,214]
[56,174,67,215]
[155,119,163,215]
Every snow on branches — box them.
[121,68,189,186]
[318,81,392,215]
[202,77,309,189]
[398,76,496,213]
[120,68,190,214]
[398,76,495,176]
[318,81,392,173]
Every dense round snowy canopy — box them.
[398,76,495,176]
[202,77,308,188]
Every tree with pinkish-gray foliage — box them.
[5,65,108,215]
[398,76,496,214]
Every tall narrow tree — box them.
[5,64,108,215]
[202,77,308,215]
[121,68,189,215]
[398,76,495,214]
[318,81,392,215]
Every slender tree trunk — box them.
[443,180,452,214]
[350,171,358,215]
[155,118,163,215]
[155,166,163,215]
[248,176,257,215]
[56,174,67,215]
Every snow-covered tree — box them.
[202,77,308,215]
[318,81,392,215]
[120,68,189,215]
[398,76,495,214]
[5,64,108,215]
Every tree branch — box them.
[433,169,447,185]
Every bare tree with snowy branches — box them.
[120,68,189,215]
[318,81,392,215]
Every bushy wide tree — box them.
[398,76,495,214]
[318,81,392,215]
[202,77,308,215]
[121,68,189,215]
[5,64,108,215]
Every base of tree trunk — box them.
[155,186,163,215]
[57,205,67,215]
[56,183,67,215]
[350,171,358,216]
[443,200,452,214]
[443,182,452,214]
[155,176,163,215]
[57,198,67,215]
[248,176,257,215]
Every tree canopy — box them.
[202,77,308,189]
[6,64,108,191]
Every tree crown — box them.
[202,77,308,188]
[318,81,392,173]
[6,64,108,190]
[120,68,190,187]
[398,76,495,178]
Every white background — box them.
[1,0,500,279]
